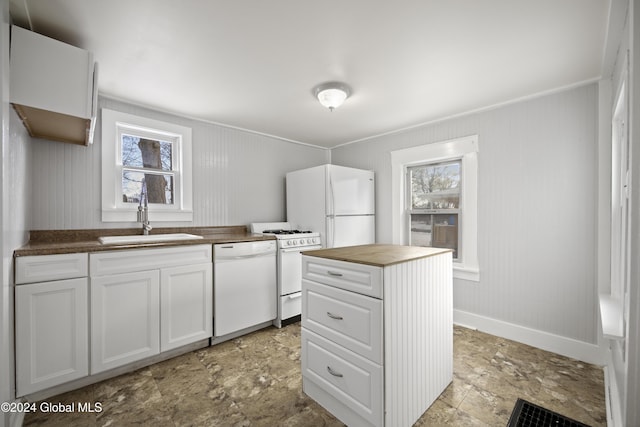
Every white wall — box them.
[1,0,32,423]
[29,96,328,230]
[332,84,600,360]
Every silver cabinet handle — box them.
[327,366,343,377]
[327,270,343,277]
[326,312,343,320]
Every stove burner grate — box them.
[262,229,312,235]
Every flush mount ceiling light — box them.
[313,82,351,111]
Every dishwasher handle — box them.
[214,241,276,261]
[215,251,275,261]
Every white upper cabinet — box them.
[9,25,98,146]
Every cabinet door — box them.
[15,278,88,397]
[91,271,160,374]
[10,26,94,118]
[160,263,212,352]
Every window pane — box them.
[122,135,173,171]
[410,161,461,209]
[410,214,433,246]
[122,135,143,168]
[411,213,458,258]
[122,171,174,205]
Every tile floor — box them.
[23,323,606,426]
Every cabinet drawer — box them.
[302,328,382,426]
[302,280,382,364]
[280,292,302,320]
[302,256,382,298]
[16,253,88,284]
[90,244,212,276]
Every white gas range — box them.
[250,222,321,327]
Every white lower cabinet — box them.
[90,245,213,374]
[90,270,161,374]
[301,251,453,427]
[14,245,213,395]
[161,263,213,352]
[15,277,89,397]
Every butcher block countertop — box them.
[14,226,275,257]
[302,244,452,267]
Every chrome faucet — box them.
[137,181,152,235]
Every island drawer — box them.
[301,328,382,427]
[302,255,382,298]
[302,279,382,364]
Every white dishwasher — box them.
[213,240,277,337]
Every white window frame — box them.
[599,57,629,340]
[391,135,479,282]
[101,108,193,222]
[407,159,462,259]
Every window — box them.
[391,135,479,281]
[101,109,193,222]
[407,159,461,258]
[599,58,629,340]
[611,74,629,303]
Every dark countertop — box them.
[302,244,452,267]
[14,226,275,257]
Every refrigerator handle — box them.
[328,171,334,216]
[327,216,334,248]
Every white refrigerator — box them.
[286,164,375,248]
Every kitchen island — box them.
[300,244,453,427]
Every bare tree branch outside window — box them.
[121,134,174,205]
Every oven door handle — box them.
[280,245,322,253]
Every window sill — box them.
[102,209,193,223]
[453,265,479,282]
[599,294,624,340]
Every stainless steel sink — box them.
[98,233,204,244]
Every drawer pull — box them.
[327,270,343,277]
[327,366,344,378]
[326,312,344,320]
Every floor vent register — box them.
[507,398,591,427]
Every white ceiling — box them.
[9,0,610,148]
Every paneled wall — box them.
[29,96,328,230]
[332,84,599,348]
[2,4,32,420]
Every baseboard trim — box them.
[453,309,605,365]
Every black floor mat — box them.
[507,398,591,427]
